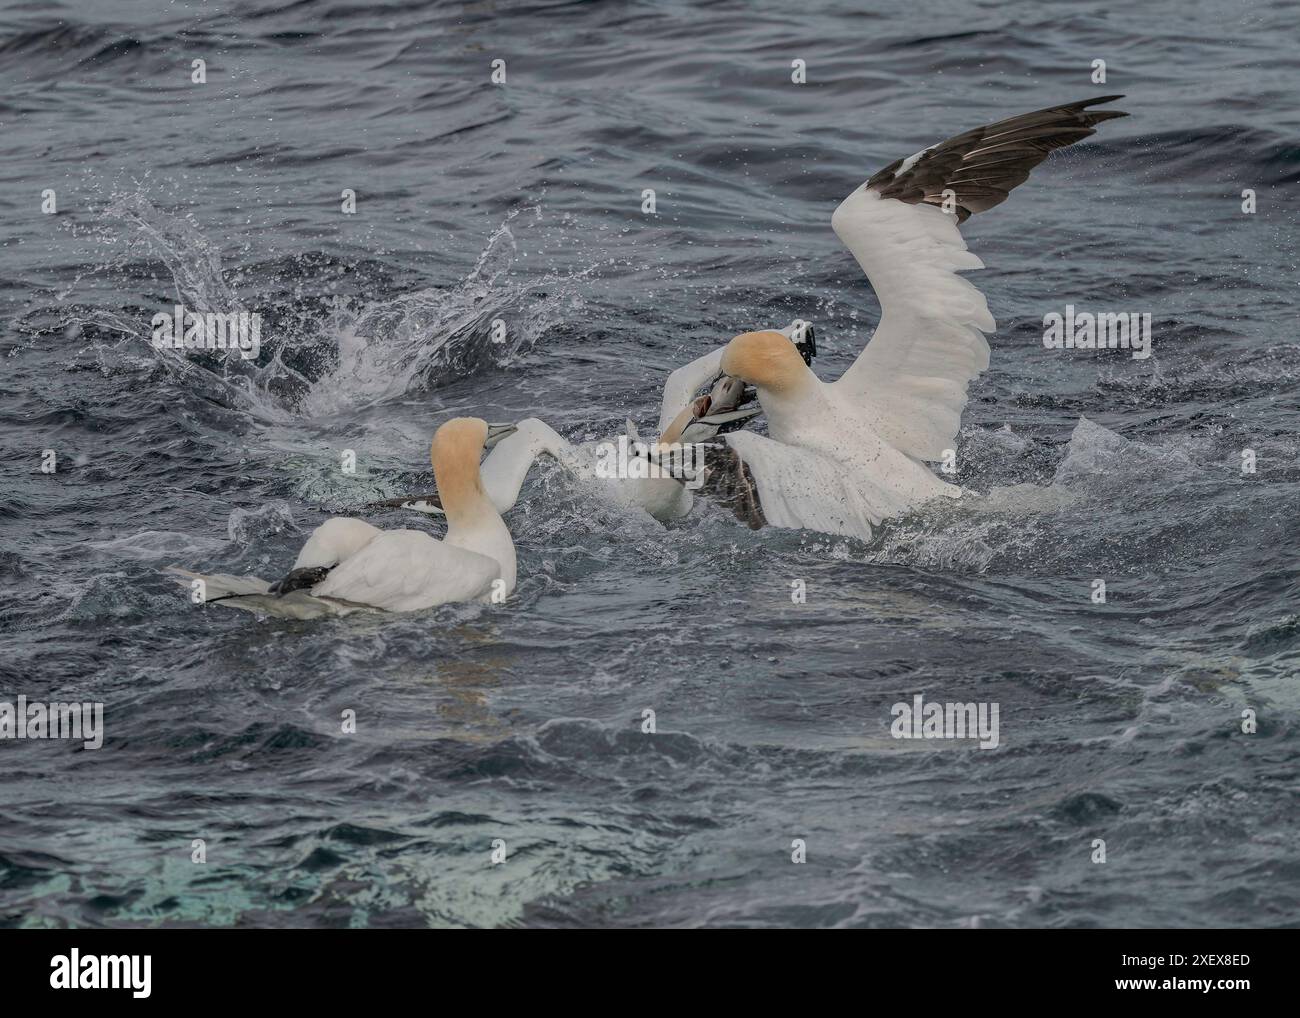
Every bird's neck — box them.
[480,422,566,511]
[441,484,495,530]
[433,451,486,522]
[757,371,820,438]
[658,404,694,444]
[443,492,516,592]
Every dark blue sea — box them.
[1,0,1297,927]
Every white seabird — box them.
[672,96,1130,539]
[169,417,519,618]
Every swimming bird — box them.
[674,96,1129,539]
[168,417,519,617]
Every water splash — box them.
[105,194,240,314]
[36,197,589,423]
[297,208,583,415]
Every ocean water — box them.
[1,0,1297,928]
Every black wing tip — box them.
[1073,95,1129,119]
[268,565,333,596]
[866,95,1130,218]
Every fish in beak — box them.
[663,320,816,444]
[679,373,761,443]
[484,421,519,449]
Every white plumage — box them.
[687,97,1128,540]
[829,190,992,462]
[169,417,517,617]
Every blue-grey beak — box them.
[484,422,519,449]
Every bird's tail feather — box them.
[164,567,363,619]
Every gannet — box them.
[674,96,1129,539]
[370,321,813,523]
[169,417,519,618]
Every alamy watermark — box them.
[0,695,103,750]
[50,950,150,998]
[594,435,706,489]
[1043,304,1151,360]
[890,694,999,749]
[151,304,261,360]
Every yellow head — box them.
[719,330,808,392]
[430,417,490,516]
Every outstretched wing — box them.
[831,96,1128,461]
[311,529,500,611]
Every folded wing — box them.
[831,96,1128,461]
[311,529,500,611]
[724,431,915,541]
